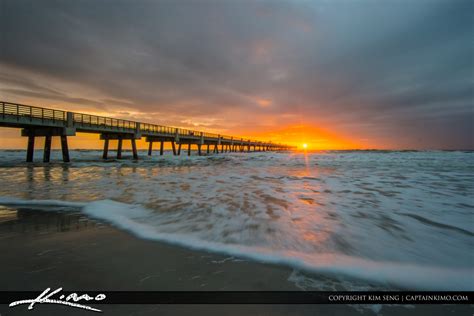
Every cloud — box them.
[0,0,472,148]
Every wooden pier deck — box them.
[0,101,295,162]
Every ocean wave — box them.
[0,196,472,291]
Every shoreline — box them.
[0,207,300,292]
[0,206,471,315]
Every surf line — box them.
[9,287,106,312]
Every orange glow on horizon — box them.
[0,122,369,150]
[234,124,367,150]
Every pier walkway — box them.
[0,101,295,162]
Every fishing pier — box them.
[0,101,295,162]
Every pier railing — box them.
[73,112,137,130]
[1,101,67,123]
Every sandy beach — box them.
[0,206,471,316]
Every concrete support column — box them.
[148,142,153,156]
[198,144,202,156]
[43,135,52,163]
[103,139,109,159]
[187,143,191,156]
[117,138,123,159]
[131,138,138,160]
[60,135,70,162]
[207,144,210,154]
[26,135,35,162]
[171,141,177,156]
[160,140,164,156]
[177,143,182,155]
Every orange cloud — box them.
[256,98,271,108]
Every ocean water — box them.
[0,150,472,291]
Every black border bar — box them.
[1,291,473,304]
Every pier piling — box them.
[26,135,35,162]
[61,135,70,162]
[148,142,153,156]
[103,139,109,159]
[117,138,123,159]
[43,135,52,163]
[131,139,138,160]
[171,141,177,156]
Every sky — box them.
[0,0,472,150]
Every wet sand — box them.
[0,206,470,315]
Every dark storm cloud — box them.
[0,0,472,148]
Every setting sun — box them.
[302,143,308,149]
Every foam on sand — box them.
[0,196,472,291]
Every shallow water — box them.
[0,150,472,290]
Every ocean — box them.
[0,150,472,291]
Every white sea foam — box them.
[0,150,473,290]
[0,196,473,290]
